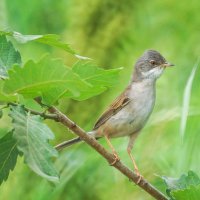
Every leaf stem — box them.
[7,102,57,120]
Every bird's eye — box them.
[149,60,156,65]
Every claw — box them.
[135,168,143,184]
[110,152,120,166]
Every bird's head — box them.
[133,50,174,81]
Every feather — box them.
[93,85,131,130]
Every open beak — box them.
[162,62,174,68]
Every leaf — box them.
[180,59,199,140]
[162,171,200,199]
[72,61,122,87]
[0,131,19,185]
[0,31,75,55]
[3,57,122,104]
[171,185,200,200]
[3,55,92,105]
[0,80,17,103]
[10,105,59,182]
[0,35,21,78]
[65,61,123,100]
[163,171,200,191]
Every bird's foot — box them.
[110,152,120,166]
[134,167,143,184]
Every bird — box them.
[55,49,174,179]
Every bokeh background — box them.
[0,0,200,199]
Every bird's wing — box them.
[93,86,131,130]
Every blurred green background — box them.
[0,0,200,199]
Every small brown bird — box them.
[56,50,174,178]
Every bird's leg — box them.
[127,133,142,184]
[104,135,120,165]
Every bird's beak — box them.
[162,62,174,68]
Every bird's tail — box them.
[55,131,97,151]
[55,137,82,151]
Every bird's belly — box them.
[103,98,155,138]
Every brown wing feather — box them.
[93,86,131,130]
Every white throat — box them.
[141,67,164,79]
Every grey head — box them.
[132,50,174,82]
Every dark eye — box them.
[149,60,156,65]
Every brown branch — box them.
[34,97,167,200]
[9,101,167,199]
[35,98,168,200]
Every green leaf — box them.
[0,31,75,55]
[10,105,59,182]
[3,57,122,104]
[171,185,200,200]
[163,171,200,191]
[0,35,21,78]
[3,56,92,105]
[0,131,19,185]
[0,80,17,103]
[163,171,200,200]
[66,61,123,100]
[180,60,199,140]
[18,96,44,113]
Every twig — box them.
[8,102,57,120]
[34,98,168,200]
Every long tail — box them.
[55,131,99,151]
[55,137,82,151]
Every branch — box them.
[35,99,168,200]
[8,102,57,120]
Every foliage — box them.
[3,56,121,104]
[0,80,17,102]
[163,171,200,200]
[0,1,200,199]
[10,105,59,182]
[0,31,76,54]
[0,35,21,78]
[0,132,19,185]
[70,61,123,100]
[3,56,91,105]
[0,32,122,185]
